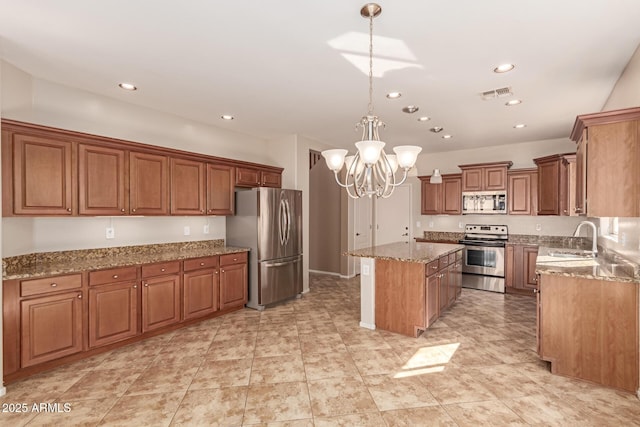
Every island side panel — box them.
[359,257,376,330]
[375,259,425,337]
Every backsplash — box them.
[594,217,640,264]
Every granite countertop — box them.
[3,240,250,280]
[536,246,640,284]
[348,241,464,263]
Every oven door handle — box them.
[460,241,505,248]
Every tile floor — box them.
[1,273,639,426]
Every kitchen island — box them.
[348,241,464,337]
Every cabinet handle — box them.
[200,262,205,266]
[161,268,166,272]
[50,283,57,287]
[215,270,219,274]
[574,207,582,213]
[133,285,137,289]
[221,269,225,273]
[431,265,438,270]
[67,208,72,212]
[144,283,148,287]
[113,275,118,279]
[533,289,539,294]
[233,258,237,261]
[77,294,82,299]
[132,208,136,212]
[121,208,125,213]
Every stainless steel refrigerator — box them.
[226,188,303,310]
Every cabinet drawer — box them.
[141,261,180,278]
[448,253,456,264]
[21,274,82,297]
[439,256,449,270]
[89,266,137,286]
[426,260,440,275]
[184,256,219,272]
[220,252,247,266]
[456,250,463,260]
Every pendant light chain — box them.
[367,14,374,116]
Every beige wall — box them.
[309,159,342,274]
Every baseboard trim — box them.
[309,269,342,277]
[359,321,376,330]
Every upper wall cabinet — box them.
[2,131,74,216]
[458,161,512,191]
[2,120,283,217]
[419,174,462,215]
[507,168,537,216]
[533,153,576,216]
[570,107,640,217]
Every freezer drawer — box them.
[258,256,303,307]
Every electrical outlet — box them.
[183,226,191,236]
[105,227,115,239]
[416,221,421,228]
[458,222,464,229]
[535,224,542,231]
[428,221,434,228]
[203,224,210,234]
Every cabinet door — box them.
[12,133,73,215]
[261,171,282,188]
[171,158,205,215]
[447,264,456,305]
[142,275,181,332]
[441,175,462,214]
[523,247,539,290]
[220,263,248,310]
[183,268,218,320]
[560,155,576,216]
[89,282,138,348]
[537,159,560,215]
[235,167,261,187]
[129,151,169,215]
[484,166,507,190]
[461,168,483,191]
[421,180,441,214]
[505,244,515,289]
[575,132,586,216]
[78,144,127,215]
[425,273,439,327]
[207,164,235,215]
[508,172,533,215]
[455,256,462,298]
[21,291,83,368]
[438,270,449,312]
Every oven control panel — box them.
[464,224,508,234]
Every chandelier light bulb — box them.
[356,140,385,165]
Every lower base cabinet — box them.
[21,291,83,368]
[220,253,248,310]
[89,282,138,348]
[506,244,539,294]
[425,273,439,327]
[183,268,219,320]
[142,274,181,332]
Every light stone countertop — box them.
[347,241,464,264]
[536,246,640,283]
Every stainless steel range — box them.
[459,224,508,293]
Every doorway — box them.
[374,184,412,245]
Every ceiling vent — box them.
[481,86,513,100]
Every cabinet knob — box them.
[50,283,57,287]
[161,268,166,272]
[67,208,72,212]
[133,285,137,289]
[132,209,136,212]
[215,270,219,274]
[200,262,205,266]
[121,208,125,213]
[431,265,438,270]
[221,269,225,273]
[77,294,82,299]
[113,275,118,279]
[144,283,148,287]
[233,258,237,261]
[533,289,539,294]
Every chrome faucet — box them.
[573,221,598,257]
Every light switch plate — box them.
[105,227,115,239]
[203,224,210,234]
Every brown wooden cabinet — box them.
[88,267,139,348]
[141,261,181,332]
[438,266,449,312]
[207,164,235,215]
[183,257,219,320]
[20,290,83,368]
[425,271,439,328]
[505,243,538,295]
[78,143,127,215]
[236,166,282,188]
[570,107,640,217]
[219,252,248,310]
[507,168,537,215]
[418,174,462,215]
[533,153,576,216]
[129,151,170,215]
[261,170,282,188]
[459,161,512,191]
[9,132,74,215]
[538,273,639,392]
[170,157,206,215]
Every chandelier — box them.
[321,3,422,199]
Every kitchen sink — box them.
[547,249,595,258]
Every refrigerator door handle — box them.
[284,198,291,245]
[279,198,286,246]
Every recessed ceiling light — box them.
[386,92,402,99]
[417,116,431,122]
[442,134,453,139]
[221,115,234,120]
[494,63,515,73]
[402,105,419,114]
[505,99,522,106]
[513,123,527,129]
[430,126,443,133]
[118,82,137,91]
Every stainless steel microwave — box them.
[462,191,507,214]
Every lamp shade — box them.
[383,154,399,175]
[321,149,348,172]
[430,168,442,184]
[345,155,365,176]
[356,140,385,165]
[393,145,422,169]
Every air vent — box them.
[481,86,513,100]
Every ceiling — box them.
[1,0,640,154]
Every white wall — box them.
[411,137,581,237]
[603,44,640,110]
[1,60,276,256]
